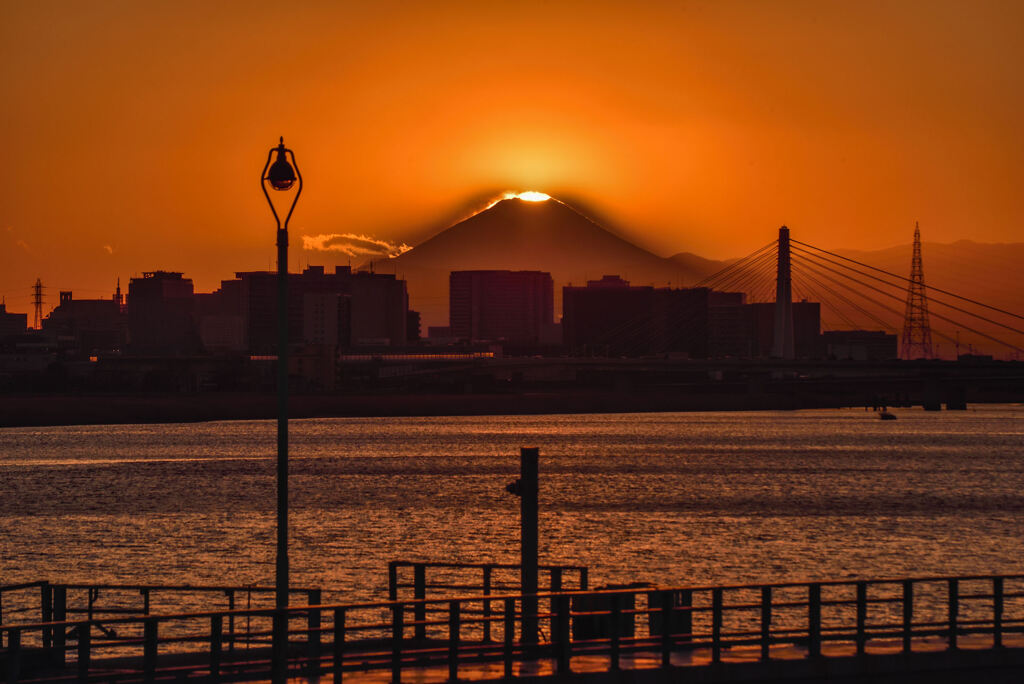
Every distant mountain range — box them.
[366,196,1022,353]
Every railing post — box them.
[141,588,151,616]
[388,562,399,601]
[272,609,288,684]
[760,586,772,661]
[210,615,223,680]
[482,566,493,643]
[414,565,426,642]
[308,589,322,676]
[579,567,589,591]
[678,589,693,648]
[53,585,67,667]
[392,603,404,684]
[551,567,562,593]
[143,618,158,683]
[333,609,346,684]
[947,579,959,650]
[902,580,914,653]
[610,596,621,671]
[41,582,52,652]
[227,590,236,653]
[448,601,460,682]
[808,584,821,658]
[5,628,21,684]
[856,582,867,656]
[556,595,571,675]
[712,588,723,664]
[660,591,673,668]
[993,577,1004,649]
[503,598,515,680]
[77,623,91,681]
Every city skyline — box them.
[3,1,1023,309]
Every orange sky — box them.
[1,0,1022,311]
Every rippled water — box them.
[2,406,1022,605]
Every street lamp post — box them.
[261,137,302,682]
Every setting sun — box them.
[514,191,551,202]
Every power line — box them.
[792,239,1024,323]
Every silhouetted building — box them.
[127,271,203,356]
[562,275,724,358]
[0,303,28,340]
[707,291,748,357]
[746,301,821,358]
[199,265,408,355]
[449,270,554,344]
[823,330,898,361]
[407,310,421,342]
[42,290,126,355]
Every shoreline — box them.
[1,390,1016,428]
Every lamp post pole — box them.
[261,137,302,682]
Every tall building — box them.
[562,275,726,358]
[42,289,125,355]
[127,271,202,356]
[0,303,28,340]
[198,265,408,354]
[449,270,553,344]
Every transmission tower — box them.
[31,278,45,329]
[900,222,933,359]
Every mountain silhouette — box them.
[377,197,707,326]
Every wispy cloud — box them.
[103,244,114,254]
[15,239,31,253]
[302,233,412,259]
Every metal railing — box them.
[1,573,1022,683]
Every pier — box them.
[3,573,1023,682]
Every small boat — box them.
[879,411,897,420]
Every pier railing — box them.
[2,573,1023,682]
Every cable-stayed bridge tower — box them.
[900,222,934,359]
[772,225,795,359]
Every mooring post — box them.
[520,447,539,645]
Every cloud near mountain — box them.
[302,233,412,259]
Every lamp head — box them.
[266,137,296,191]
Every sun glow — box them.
[513,191,550,202]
